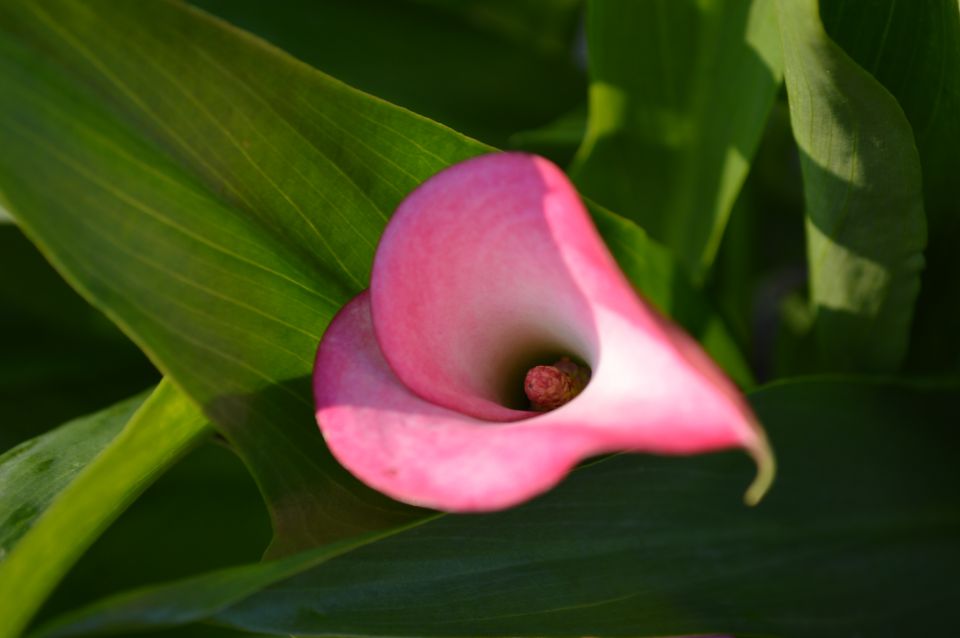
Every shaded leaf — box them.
[0,0,747,555]
[0,381,211,638]
[777,0,926,372]
[571,0,783,282]
[35,378,960,638]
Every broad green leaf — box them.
[35,378,960,638]
[817,0,960,372]
[0,381,211,638]
[191,0,585,148]
[571,0,783,282]
[0,0,747,555]
[777,0,927,373]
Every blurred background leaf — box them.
[0,0,747,560]
[0,225,159,451]
[778,0,926,373]
[0,381,211,638]
[708,96,810,381]
[191,0,585,149]
[35,378,960,638]
[817,0,960,373]
[571,0,783,283]
[509,105,587,168]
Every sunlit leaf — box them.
[571,0,783,282]
[0,381,210,638]
[818,0,960,372]
[777,0,926,372]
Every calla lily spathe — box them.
[314,153,773,512]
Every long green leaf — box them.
[34,378,960,638]
[571,0,783,282]
[0,380,211,638]
[777,0,927,373]
[0,0,748,554]
[819,0,960,235]
[817,0,960,372]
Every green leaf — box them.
[817,0,960,372]
[819,0,960,235]
[0,381,211,638]
[191,0,585,148]
[34,378,960,638]
[777,0,927,373]
[0,0,747,556]
[571,0,783,282]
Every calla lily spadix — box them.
[313,152,774,512]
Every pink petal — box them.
[314,152,773,512]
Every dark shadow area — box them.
[191,0,585,149]
[206,374,428,558]
[707,96,809,382]
[211,379,960,637]
[0,225,160,451]
[32,438,272,630]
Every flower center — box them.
[523,357,591,411]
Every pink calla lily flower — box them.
[314,153,773,512]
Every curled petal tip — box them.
[744,432,776,506]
